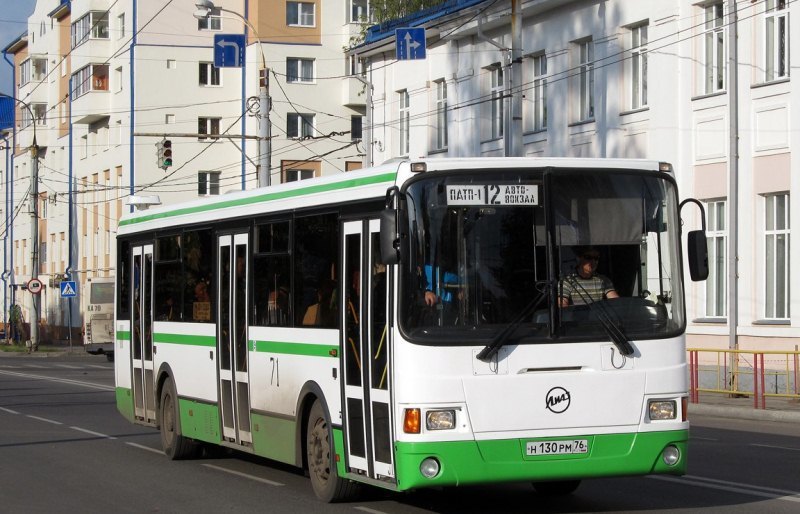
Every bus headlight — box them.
[426,410,456,430]
[662,445,681,466]
[420,457,441,478]
[648,400,677,420]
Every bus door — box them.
[217,233,252,445]
[131,244,156,424]
[342,219,394,479]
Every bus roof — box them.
[117,157,667,236]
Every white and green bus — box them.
[114,158,707,501]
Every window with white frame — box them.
[486,64,504,140]
[71,64,109,98]
[32,57,47,82]
[764,193,790,319]
[577,39,594,121]
[20,108,33,129]
[71,11,109,48]
[286,58,314,83]
[118,13,125,39]
[430,79,448,151]
[285,168,315,182]
[198,8,222,30]
[19,59,30,86]
[198,171,221,196]
[705,200,726,318]
[703,2,725,94]
[349,0,372,23]
[198,117,221,140]
[630,24,648,109]
[199,62,221,86]
[287,2,315,27]
[765,0,789,82]
[287,113,315,138]
[398,89,410,155]
[351,115,362,140]
[32,103,47,126]
[532,54,547,131]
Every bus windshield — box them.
[399,168,685,345]
[90,282,115,305]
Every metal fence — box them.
[688,348,800,409]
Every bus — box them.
[114,158,707,501]
[83,276,115,361]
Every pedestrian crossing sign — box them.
[60,281,77,298]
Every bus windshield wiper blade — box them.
[476,288,547,362]
[565,276,634,356]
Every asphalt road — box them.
[1,351,799,513]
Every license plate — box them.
[525,439,589,456]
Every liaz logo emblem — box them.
[545,387,571,414]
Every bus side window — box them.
[294,213,338,328]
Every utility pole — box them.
[509,0,523,157]
[258,69,271,187]
[29,141,40,350]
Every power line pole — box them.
[29,141,40,350]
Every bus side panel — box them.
[249,327,341,463]
[153,322,218,401]
[178,397,221,444]
[115,321,133,421]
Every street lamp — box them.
[194,0,271,187]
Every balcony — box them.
[342,75,366,108]
[71,64,110,124]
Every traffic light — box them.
[157,139,173,170]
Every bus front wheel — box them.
[306,399,359,502]
[159,378,196,460]
[532,480,581,496]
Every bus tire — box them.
[532,479,581,496]
[306,399,360,502]
[159,378,196,460]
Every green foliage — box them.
[347,0,449,51]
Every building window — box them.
[765,193,790,319]
[487,64,504,140]
[577,40,594,121]
[32,57,47,82]
[115,66,123,92]
[532,54,547,131]
[351,116,362,140]
[705,200,726,318]
[198,8,222,30]
[287,2,315,27]
[287,113,314,138]
[703,2,725,94]
[198,172,221,196]
[285,168,315,182]
[32,103,47,126]
[349,0,372,23]
[398,89,410,155]
[286,58,314,83]
[71,64,109,98]
[71,11,109,48]
[431,79,448,150]
[19,59,30,86]
[765,0,789,82]
[630,24,648,109]
[118,13,125,39]
[198,117,221,140]
[199,62,221,86]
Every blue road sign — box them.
[214,34,246,68]
[395,28,426,61]
[60,281,77,298]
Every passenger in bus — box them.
[423,264,459,306]
[559,247,619,307]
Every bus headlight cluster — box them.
[648,400,677,420]
[426,410,456,430]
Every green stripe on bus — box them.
[116,330,131,340]
[251,340,337,358]
[120,172,397,227]
[154,332,216,347]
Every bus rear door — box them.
[131,244,157,424]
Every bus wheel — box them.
[159,378,196,460]
[532,480,581,496]
[306,399,360,502]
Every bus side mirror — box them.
[380,208,406,265]
[687,230,709,282]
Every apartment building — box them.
[352,0,798,352]
[1,0,368,340]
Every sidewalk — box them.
[689,391,800,423]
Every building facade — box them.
[352,0,798,352]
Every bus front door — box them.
[131,244,156,424]
[342,219,394,480]
[217,233,252,445]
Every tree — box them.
[348,1,449,49]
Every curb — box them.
[689,402,800,423]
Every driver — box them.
[559,247,619,307]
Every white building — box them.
[352,0,798,353]
[2,0,369,342]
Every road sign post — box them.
[395,28,426,61]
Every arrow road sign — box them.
[395,28,426,61]
[214,34,246,68]
[60,281,77,298]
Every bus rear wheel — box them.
[532,479,581,496]
[159,378,197,460]
[306,399,359,502]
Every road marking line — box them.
[649,475,800,503]
[0,406,20,414]
[0,369,114,391]
[27,365,45,368]
[690,436,718,441]
[69,426,117,440]
[355,507,391,514]
[87,365,108,369]
[54,364,80,369]
[126,442,163,454]
[751,443,800,452]
[26,415,63,425]
[202,464,284,486]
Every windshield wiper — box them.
[476,283,548,362]
[564,276,634,356]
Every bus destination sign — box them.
[446,185,539,206]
